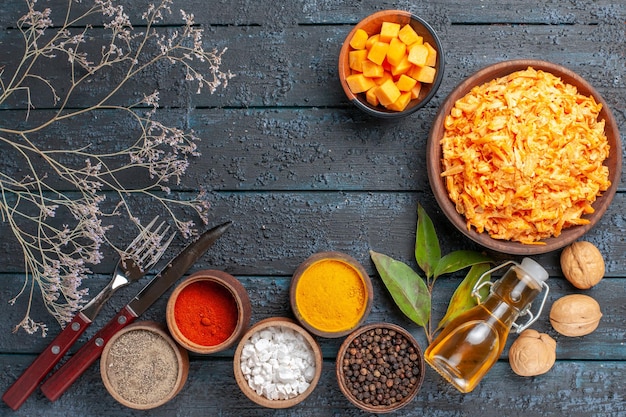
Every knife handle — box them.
[2,312,92,410]
[40,305,137,402]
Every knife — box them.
[39,220,232,402]
[1,218,175,411]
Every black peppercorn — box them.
[340,326,422,409]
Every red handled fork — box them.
[2,216,175,410]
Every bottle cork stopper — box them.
[520,258,549,283]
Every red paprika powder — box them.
[173,280,239,346]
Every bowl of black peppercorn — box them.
[335,322,425,413]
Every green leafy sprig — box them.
[370,204,493,343]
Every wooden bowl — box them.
[336,323,425,413]
[338,10,445,118]
[166,270,251,354]
[427,59,622,255]
[290,251,373,338]
[233,317,323,409]
[100,321,189,410]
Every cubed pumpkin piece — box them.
[411,65,437,83]
[386,37,407,67]
[365,34,380,50]
[390,55,412,76]
[407,43,429,66]
[382,58,393,73]
[348,49,368,72]
[349,28,369,50]
[379,21,401,43]
[424,42,437,66]
[410,81,422,99]
[373,71,393,86]
[366,87,380,106]
[398,24,420,46]
[395,74,417,92]
[367,41,390,65]
[406,37,424,48]
[375,78,401,107]
[386,91,412,111]
[346,73,376,94]
[362,61,384,78]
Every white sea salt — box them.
[239,325,316,400]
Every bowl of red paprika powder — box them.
[166,270,252,354]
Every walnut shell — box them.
[549,294,602,337]
[560,241,605,289]
[508,329,556,377]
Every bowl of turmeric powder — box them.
[290,251,373,338]
[166,270,252,354]
[427,59,621,255]
[338,10,444,118]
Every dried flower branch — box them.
[0,0,234,335]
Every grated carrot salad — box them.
[440,67,611,244]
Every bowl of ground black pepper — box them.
[166,270,252,354]
[100,321,189,410]
[336,322,425,413]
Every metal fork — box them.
[80,216,175,320]
[2,216,175,411]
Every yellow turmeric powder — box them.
[294,259,368,333]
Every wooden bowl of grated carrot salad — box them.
[427,60,621,255]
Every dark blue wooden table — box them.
[1,0,624,415]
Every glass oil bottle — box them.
[424,258,549,393]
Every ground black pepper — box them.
[104,329,179,405]
[340,327,422,409]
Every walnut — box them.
[549,294,602,337]
[560,241,605,289]
[508,329,556,376]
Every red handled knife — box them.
[39,220,232,402]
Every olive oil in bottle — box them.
[424,258,549,393]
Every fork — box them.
[2,216,175,411]
[79,217,175,321]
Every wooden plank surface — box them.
[0,191,625,276]
[1,0,625,415]
[2,0,623,27]
[1,25,623,111]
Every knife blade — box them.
[39,220,232,402]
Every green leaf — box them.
[432,250,493,280]
[436,262,492,332]
[370,250,431,328]
[415,204,440,279]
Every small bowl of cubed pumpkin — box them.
[338,10,444,118]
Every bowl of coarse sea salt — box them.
[233,317,323,408]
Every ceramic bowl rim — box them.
[426,59,622,255]
[335,322,426,413]
[166,270,251,354]
[338,9,445,118]
[233,317,323,409]
[289,251,373,338]
[100,321,189,410]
